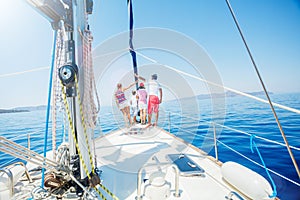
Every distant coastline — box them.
[0,109,29,114]
[0,91,275,113]
[195,91,274,100]
[0,105,47,114]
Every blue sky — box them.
[0,0,299,109]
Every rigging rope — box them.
[0,66,49,78]
[61,74,119,200]
[130,47,300,115]
[41,25,114,199]
[82,28,100,129]
[79,26,101,175]
[127,0,139,89]
[225,0,300,178]
[74,74,95,174]
[41,30,58,188]
[250,135,277,198]
[60,80,105,199]
[75,73,119,199]
[52,29,66,161]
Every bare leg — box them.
[133,116,136,123]
[148,114,152,125]
[126,106,132,126]
[129,108,132,125]
[142,109,146,124]
[140,109,143,124]
[154,111,159,126]
[121,108,128,127]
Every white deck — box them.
[94,125,243,200]
[0,124,276,199]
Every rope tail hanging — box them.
[250,135,277,198]
[41,30,58,188]
[127,0,139,90]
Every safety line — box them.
[169,111,300,151]
[132,48,300,115]
[217,140,300,187]
[0,66,49,78]
[169,111,300,152]
[215,122,300,151]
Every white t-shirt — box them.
[148,80,161,96]
[130,94,138,107]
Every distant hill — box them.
[0,105,47,114]
[225,91,273,98]
[1,91,273,113]
[13,105,47,111]
[0,109,29,114]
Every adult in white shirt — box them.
[136,74,162,126]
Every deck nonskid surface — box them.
[94,125,236,199]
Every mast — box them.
[69,0,94,181]
[27,0,97,186]
[128,0,139,89]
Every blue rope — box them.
[250,134,277,198]
[41,30,58,188]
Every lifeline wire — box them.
[0,66,49,78]
[131,47,300,115]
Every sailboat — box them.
[0,0,299,199]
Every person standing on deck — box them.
[137,82,148,125]
[115,82,136,127]
[135,74,162,126]
[130,90,138,124]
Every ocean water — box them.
[0,92,299,199]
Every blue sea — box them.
[0,92,299,199]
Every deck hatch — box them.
[168,154,205,176]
